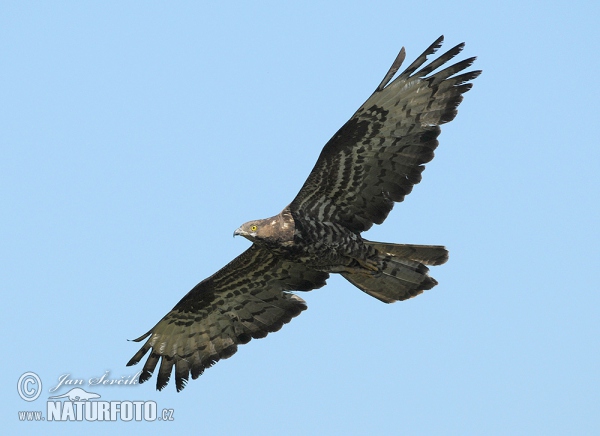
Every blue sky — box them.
[2,1,599,435]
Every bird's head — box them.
[234,210,295,245]
[233,220,262,242]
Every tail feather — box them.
[341,242,448,303]
[366,241,448,265]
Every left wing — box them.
[127,245,328,391]
[290,36,481,232]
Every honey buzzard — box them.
[127,36,481,391]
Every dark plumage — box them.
[127,36,481,391]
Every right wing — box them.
[291,36,481,232]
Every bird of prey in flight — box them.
[127,36,481,391]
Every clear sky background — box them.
[2,1,599,435]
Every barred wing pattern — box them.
[128,36,479,391]
[291,36,481,232]
[127,245,328,391]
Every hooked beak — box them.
[233,227,243,238]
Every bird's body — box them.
[235,206,373,274]
[127,36,481,391]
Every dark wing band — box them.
[290,36,481,232]
[127,245,329,391]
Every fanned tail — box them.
[341,242,448,303]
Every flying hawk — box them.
[127,36,481,391]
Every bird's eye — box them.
[250,225,257,232]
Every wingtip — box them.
[375,46,407,92]
[129,329,152,343]
[427,35,445,56]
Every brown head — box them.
[233,208,295,246]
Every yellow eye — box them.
[250,225,257,232]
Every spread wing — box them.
[127,245,329,391]
[290,36,481,232]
